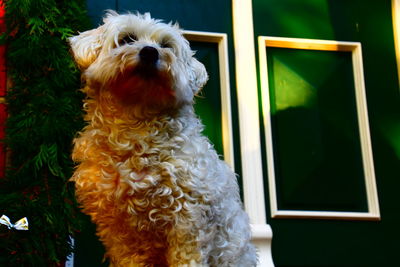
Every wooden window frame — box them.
[183,31,235,171]
[258,36,381,220]
[392,0,400,90]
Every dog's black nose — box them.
[139,46,159,65]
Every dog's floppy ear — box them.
[190,58,209,94]
[68,27,104,69]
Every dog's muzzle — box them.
[139,46,159,65]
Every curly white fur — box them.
[69,11,257,266]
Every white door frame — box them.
[232,1,274,266]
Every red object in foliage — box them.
[0,0,6,177]
[0,0,5,95]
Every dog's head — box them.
[69,11,208,112]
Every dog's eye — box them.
[119,34,137,45]
[161,39,172,48]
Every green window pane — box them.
[191,41,223,157]
[267,47,368,212]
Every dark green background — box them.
[254,0,400,266]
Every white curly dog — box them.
[69,11,257,266]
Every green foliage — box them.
[0,0,90,265]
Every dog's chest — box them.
[73,113,213,229]
[99,126,207,221]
